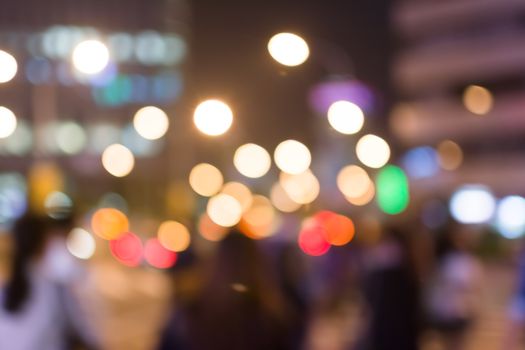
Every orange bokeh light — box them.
[198,213,228,241]
[91,208,129,240]
[315,211,355,246]
[158,220,191,252]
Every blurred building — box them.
[391,0,525,200]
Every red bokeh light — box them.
[109,232,143,267]
[298,222,331,256]
[315,211,355,246]
[144,238,177,269]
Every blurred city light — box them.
[240,195,278,239]
[267,32,309,67]
[450,185,496,224]
[144,238,177,269]
[437,140,463,171]
[157,220,191,252]
[0,173,27,225]
[206,193,243,227]
[193,99,233,136]
[87,123,121,154]
[345,181,375,206]
[101,144,135,177]
[495,196,525,239]
[337,165,371,199]
[2,119,32,155]
[221,182,253,212]
[376,165,410,215]
[315,211,355,246]
[279,169,320,205]
[133,106,169,140]
[44,191,73,219]
[91,208,129,240]
[66,228,96,260]
[298,219,331,256]
[198,213,228,241]
[270,182,302,213]
[233,143,272,178]
[0,50,17,83]
[463,85,493,116]
[72,39,110,74]
[356,134,390,169]
[56,121,87,155]
[401,146,439,179]
[110,232,143,267]
[327,100,364,135]
[0,106,17,139]
[189,163,223,197]
[274,139,311,175]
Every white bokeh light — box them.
[101,144,135,177]
[0,106,17,139]
[356,134,390,169]
[233,143,271,178]
[133,106,169,140]
[0,50,17,83]
[327,101,364,135]
[72,40,110,74]
[268,33,309,67]
[495,196,525,239]
[67,228,96,260]
[193,99,233,136]
[207,193,242,227]
[274,140,311,175]
[450,185,496,224]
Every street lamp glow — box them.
[274,140,311,175]
[193,99,233,136]
[72,40,110,74]
[268,32,309,67]
[0,50,17,83]
[327,101,364,135]
[0,106,17,139]
[356,134,390,169]
[101,144,135,177]
[133,106,169,140]
[234,143,272,178]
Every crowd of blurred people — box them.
[1,209,525,350]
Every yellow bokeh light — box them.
[274,139,311,175]
[207,194,243,227]
[198,213,228,241]
[158,220,191,252]
[133,106,169,140]
[270,182,302,213]
[101,144,135,177]
[268,32,309,67]
[193,99,233,136]
[337,165,371,199]
[0,106,17,139]
[233,143,272,178]
[91,208,129,240]
[221,182,253,212]
[240,195,279,239]
[0,50,17,83]
[437,140,463,171]
[327,101,364,135]
[28,162,64,214]
[67,228,96,260]
[189,163,223,197]
[279,169,320,205]
[346,181,375,206]
[356,134,390,169]
[463,85,493,115]
[72,40,110,74]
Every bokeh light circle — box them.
[0,50,17,83]
[327,100,364,135]
[233,143,272,178]
[72,40,110,74]
[337,165,371,199]
[198,213,228,241]
[450,185,495,224]
[298,219,331,256]
[437,140,463,171]
[133,106,169,140]
[102,144,135,177]
[144,238,177,269]
[66,228,96,260]
[463,85,493,116]
[0,106,17,139]
[189,163,223,197]
[495,196,525,239]
[193,99,233,136]
[110,232,143,267]
[274,140,311,175]
[356,134,390,169]
[91,208,129,240]
[270,182,302,213]
[315,211,355,246]
[279,170,320,205]
[157,220,191,252]
[268,32,309,67]
[207,193,243,227]
[221,182,253,212]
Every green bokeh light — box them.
[376,165,409,215]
